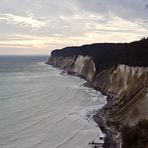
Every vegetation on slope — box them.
[121,120,148,148]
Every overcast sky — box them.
[0,0,148,55]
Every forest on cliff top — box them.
[51,38,148,72]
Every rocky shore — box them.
[83,82,120,148]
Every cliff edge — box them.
[47,38,148,148]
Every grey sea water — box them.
[0,56,106,148]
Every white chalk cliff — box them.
[47,55,148,126]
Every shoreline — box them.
[47,64,121,148]
[85,82,121,148]
[67,70,121,148]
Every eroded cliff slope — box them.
[92,65,148,126]
[48,55,96,81]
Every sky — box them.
[0,0,148,55]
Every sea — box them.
[0,56,106,148]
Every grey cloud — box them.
[0,0,147,54]
[0,0,77,17]
[75,0,148,21]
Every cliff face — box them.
[92,65,148,126]
[48,55,96,81]
[47,55,148,126]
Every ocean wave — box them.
[0,58,106,148]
